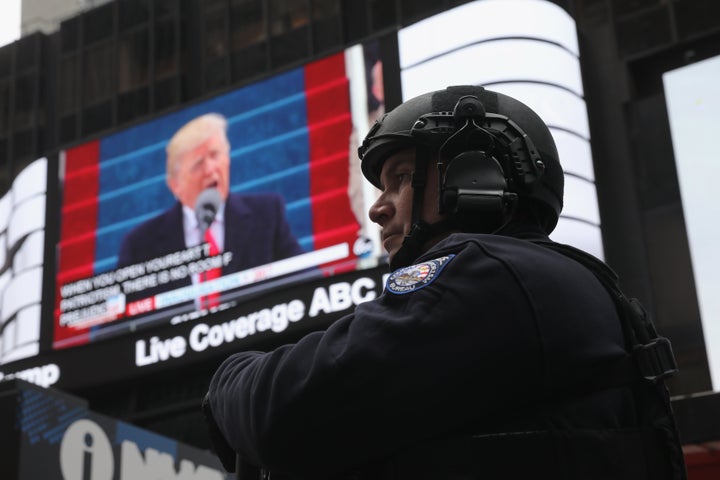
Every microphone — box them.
[195,188,223,235]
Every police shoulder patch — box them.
[386,255,456,295]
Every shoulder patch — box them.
[386,255,456,295]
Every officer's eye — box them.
[381,171,412,191]
[380,160,413,190]
[396,172,413,185]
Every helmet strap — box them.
[389,148,444,270]
[410,146,429,226]
[390,219,455,270]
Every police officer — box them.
[203,86,686,479]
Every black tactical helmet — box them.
[359,85,564,234]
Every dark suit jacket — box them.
[117,192,303,302]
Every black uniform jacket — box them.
[205,229,640,478]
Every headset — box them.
[404,94,546,235]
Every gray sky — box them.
[0,0,21,48]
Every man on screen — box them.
[117,113,303,307]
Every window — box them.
[269,0,309,36]
[311,0,342,52]
[231,0,266,50]
[205,10,228,59]
[154,0,179,18]
[154,77,178,111]
[269,0,310,67]
[0,80,10,134]
[61,17,80,53]
[16,36,39,73]
[231,44,268,82]
[118,29,150,93]
[372,0,398,30]
[83,3,115,45]
[12,129,34,161]
[118,87,149,123]
[81,101,113,136]
[119,0,150,31]
[154,19,177,79]
[83,42,114,105]
[204,57,229,91]
[13,74,36,129]
[60,55,80,114]
[341,0,369,43]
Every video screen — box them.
[0,157,47,365]
[663,53,720,391]
[54,51,382,350]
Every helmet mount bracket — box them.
[407,95,543,233]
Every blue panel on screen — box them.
[98,69,306,159]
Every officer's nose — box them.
[369,193,393,227]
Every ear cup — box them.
[441,151,513,232]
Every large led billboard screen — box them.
[2,45,388,390]
[53,53,372,350]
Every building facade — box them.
[1,0,720,475]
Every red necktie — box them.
[201,228,221,309]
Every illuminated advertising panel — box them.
[398,0,603,258]
[0,157,47,365]
[663,54,720,390]
[53,53,377,350]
